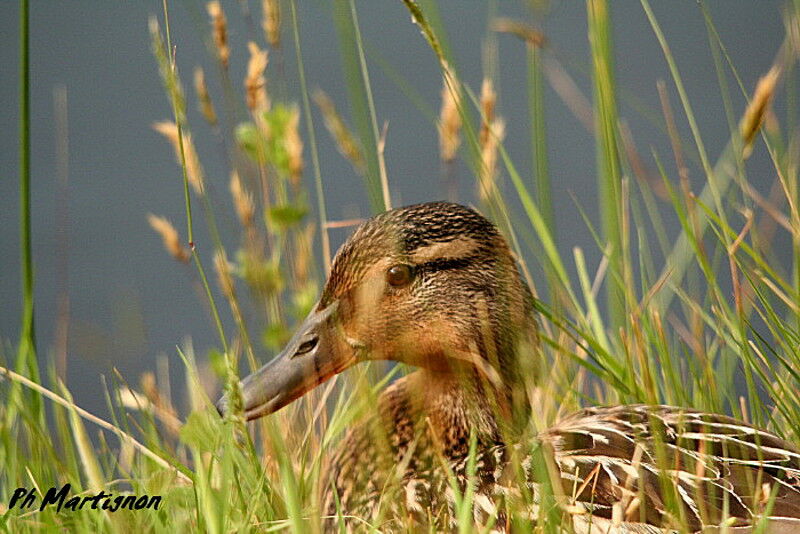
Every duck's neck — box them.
[407,369,504,446]
[401,291,539,450]
[407,351,533,450]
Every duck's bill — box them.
[216,301,356,421]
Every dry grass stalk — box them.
[141,372,181,437]
[149,17,187,124]
[262,0,281,48]
[0,364,192,485]
[207,1,230,69]
[245,42,270,114]
[479,78,496,147]
[152,121,206,195]
[478,117,505,202]
[147,214,190,263]
[193,67,217,126]
[740,66,780,159]
[214,250,236,301]
[438,62,462,163]
[118,384,182,439]
[313,89,365,172]
[286,106,304,185]
[229,171,255,228]
[293,223,315,284]
[324,218,365,229]
[492,18,547,48]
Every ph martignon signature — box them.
[8,484,162,513]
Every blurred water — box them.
[0,1,789,418]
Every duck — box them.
[218,201,800,533]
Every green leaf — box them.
[266,203,308,228]
[292,282,319,319]
[235,122,265,161]
[179,409,219,452]
[236,251,284,296]
[208,348,227,379]
[262,323,291,351]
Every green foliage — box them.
[236,251,285,297]
[267,203,308,229]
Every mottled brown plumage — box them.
[220,202,800,533]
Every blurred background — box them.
[0,1,790,417]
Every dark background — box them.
[0,1,789,416]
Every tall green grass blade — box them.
[587,0,625,328]
[290,0,332,271]
[10,0,43,431]
[528,44,552,236]
[332,0,388,212]
[59,382,105,492]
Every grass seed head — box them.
[740,66,780,159]
[214,251,236,301]
[313,89,365,173]
[147,214,190,263]
[262,0,281,48]
[149,17,187,123]
[480,77,497,147]
[193,67,217,126]
[293,223,315,284]
[286,106,304,185]
[492,18,547,48]
[245,42,270,114]
[229,170,255,228]
[152,121,206,195]
[478,117,505,202]
[207,1,230,69]
[438,62,462,163]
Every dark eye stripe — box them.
[416,256,476,274]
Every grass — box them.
[3,0,800,532]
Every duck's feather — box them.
[323,390,800,533]
[545,405,800,533]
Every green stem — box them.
[332,0,386,212]
[161,0,194,248]
[9,0,43,432]
[18,0,36,363]
[587,0,624,328]
[528,44,552,234]
[289,0,332,272]
[192,252,229,356]
[347,0,391,211]
[161,0,227,353]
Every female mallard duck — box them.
[219,202,800,532]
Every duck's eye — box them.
[386,264,413,287]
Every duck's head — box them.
[217,202,536,421]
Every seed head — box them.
[740,66,780,159]
[214,251,236,301]
[313,89,365,173]
[478,118,505,202]
[229,171,255,228]
[207,1,230,69]
[152,121,206,195]
[194,67,217,126]
[438,63,462,163]
[479,78,496,148]
[262,0,281,48]
[147,214,190,263]
[245,42,270,113]
[285,106,304,185]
